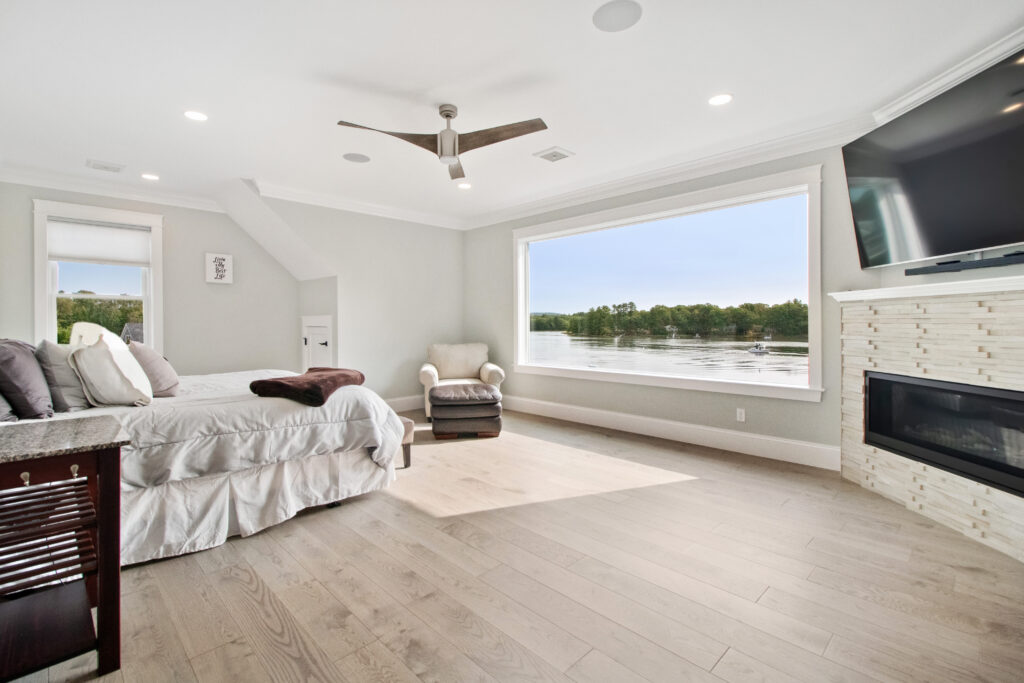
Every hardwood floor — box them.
[20,410,1024,682]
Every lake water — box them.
[528,331,809,386]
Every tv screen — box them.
[842,48,1024,269]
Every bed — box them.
[1,369,405,565]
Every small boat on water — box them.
[763,334,773,341]
[748,342,770,355]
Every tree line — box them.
[56,295,142,344]
[531,300,808,338]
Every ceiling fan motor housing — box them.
[437,127,459,165]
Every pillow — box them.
[128,341,179,397]
[0,339,54,419]
[35,340,91,412]
[0,391,16,422]
[67,321,111,348]
[69,336,153,407]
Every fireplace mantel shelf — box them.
[829,275,1024,303]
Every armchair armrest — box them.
[480,362,505,387]
[419,362,439,388]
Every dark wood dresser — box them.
[0,416,127,681]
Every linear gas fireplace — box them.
[865,372,1024,497]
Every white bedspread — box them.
[33,369,404,490]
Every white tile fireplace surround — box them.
[831,276,1024,563]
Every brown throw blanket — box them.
[250,367,365,406]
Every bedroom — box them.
[2,1,1024,681]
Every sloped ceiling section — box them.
[217,179,335,281]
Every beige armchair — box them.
[419,343,505,418]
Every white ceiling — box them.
[1,1,1022,229]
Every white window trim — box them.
[512,165,824,403]
[33,200,164,352]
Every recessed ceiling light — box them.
[184,110,208,121]
[708,93,733,106]
[141,173,159,181]
[1016,55,1024,65]
[592,0,643,32]
[1003,102,1023,114]
[457,182,472,190]
[342,152,371,163]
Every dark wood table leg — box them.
[95,447,121,675]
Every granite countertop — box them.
[0,416,130,464]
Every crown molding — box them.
[251,29,1024,232]
[0,164,225,214]
[873,25,1024,126]
[463,115,874,230]
[250,115,872,233]
[254,180,469,231]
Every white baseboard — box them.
[385,395,422,413]
[503,395,840,471]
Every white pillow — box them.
[68,321,112,347]
[69,335,153,407]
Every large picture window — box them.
[514,167,823,401]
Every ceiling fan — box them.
[337,104,547,181]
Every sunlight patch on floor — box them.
[387,430,698,518]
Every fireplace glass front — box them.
[865,372,1024,497]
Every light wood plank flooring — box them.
[20,410,1024,682]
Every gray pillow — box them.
[35,340,91,412]
[128,341,180,397]
[0,391,16,422]
[0,339,54,419]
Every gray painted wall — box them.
[298,276,340,367]
[0,181,300,374]
[266,199,464,399]
[298,276,338,317]
[463,148,880,447]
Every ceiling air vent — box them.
[85,158,125,173]
[534,146,575,162]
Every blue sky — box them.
[529,194,808,313]
[57,261,143,296]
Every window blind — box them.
[47,220,152,266]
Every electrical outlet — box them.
[736,408,746,423]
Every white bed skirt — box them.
[120,448,395,565]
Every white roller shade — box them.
[47,220,151,266]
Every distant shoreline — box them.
[530,300,808,338]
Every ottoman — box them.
[428,384,502,439]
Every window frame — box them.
[512,165,823,402]
[33,200,164,352]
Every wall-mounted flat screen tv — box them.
[842,48,1024,269]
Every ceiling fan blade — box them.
[448,160,466,180]
[458,118,547,154]
[336,120,437,154]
